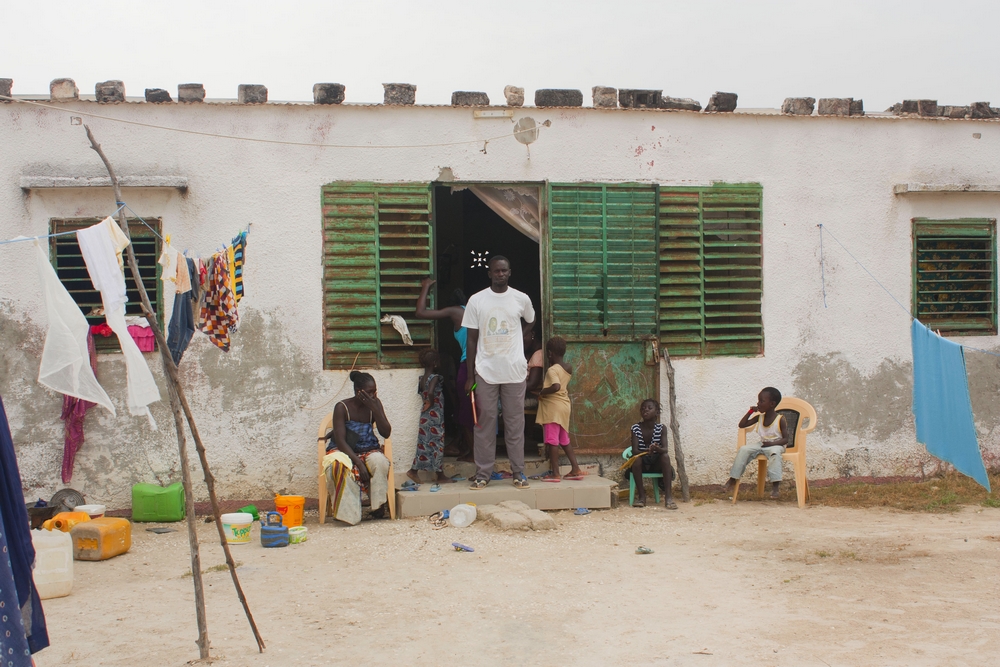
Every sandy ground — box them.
[34,501,1000,667]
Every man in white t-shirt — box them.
[462,255,536,489]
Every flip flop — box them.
[633,500,645,508]
[430,484,441,493]
[401,480,419,489]
[452,542,475,552]
[635,546,654,555]
[665,500,678,510]
[574,508,591,515]
[450,475,466,482]
[541,475,561,483]
[563,475,585,481]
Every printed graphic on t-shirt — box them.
[482,308,517,356]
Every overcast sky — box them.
[3,0,996,111]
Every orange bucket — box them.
[274,494,305,528]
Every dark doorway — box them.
[432,185,543,451]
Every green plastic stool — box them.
[622,446,661,506]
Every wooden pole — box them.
[84,125,265,654]
[662,348,690,502]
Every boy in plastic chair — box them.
[724,387,789,499]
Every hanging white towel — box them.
[158,244,178,284]
[380,314,414,345]
[35,243,116,414]
[77,218,160,429]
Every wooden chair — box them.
[621,446,662,506]
[317,413,396,523]
[732,397,816,509]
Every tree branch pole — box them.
[84,125,265,654]
[662,349,690,502]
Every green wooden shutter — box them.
[912,218,997,335]
[322,182,433,369]
[547,184,658,340]
[659,184,763,357]
[50,218,163,352]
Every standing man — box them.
[463,256,536,489]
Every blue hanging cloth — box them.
[911,320,991,491]
[0,395,49,659]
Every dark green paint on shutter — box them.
[547,184,658,341]
[659,184,763,357]
[322,182,433,369]
[912,217,997,336]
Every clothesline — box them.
[817,223,1000,359]
[0,94,548,150]
[0,204,126,246]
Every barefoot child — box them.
[724,386,789,499]
[407,349,453,487]
[535,337,584,481]
[626,399,676,509]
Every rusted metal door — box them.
[544,183,659,453]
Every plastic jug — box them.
[260,512,289,548]
[70,517,131,561]
[31,529,73,599]
[132,482,185,522]
[449,504,477,528]
[42,511,91,532]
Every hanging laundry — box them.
[168,258,197,365]
[34,243,115,414]
[157,242,179,285]
[231,230,248,303]
[380,314,414,345]
[199,252,239,351]
[90,323,114,338]
[77,218,160,430]
[911,320,991,491]
[0,395,50,657]
[61,332,98,483]
[198,258,207,287]
[175,253,192,294]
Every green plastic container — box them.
[131,483,185,522]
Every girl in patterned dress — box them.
[407,349,452,486]
[626,399,677,509]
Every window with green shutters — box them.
[322,183,434,369]
[50,217,163,353]
[547,184,659,340]
[912,218,997,336]
[659,184,763,357]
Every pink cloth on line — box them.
[61,333,98,483]
[127,325,155,352]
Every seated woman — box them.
[322,371,392,525]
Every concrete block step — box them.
[394,475,617,518]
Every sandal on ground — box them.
[635,546,654,555]
[665,500,678,510]
[513,474,530,489]
[563,473,586,481]
[541,473,561,483]
[633,500,646,508]
[469,478,488,490]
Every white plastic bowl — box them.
[73,504,106,519]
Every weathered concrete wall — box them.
[2,100,999,506]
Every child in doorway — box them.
[624,399,676,509]
[535,337,584,481]
[724,386,789,499]
[407,349,453,487]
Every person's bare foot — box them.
[436,472,454,484]
[406,469,421,485]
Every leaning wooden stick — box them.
[662,348,690,502]
[84,125,265,655]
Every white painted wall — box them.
[2,100,999,507]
